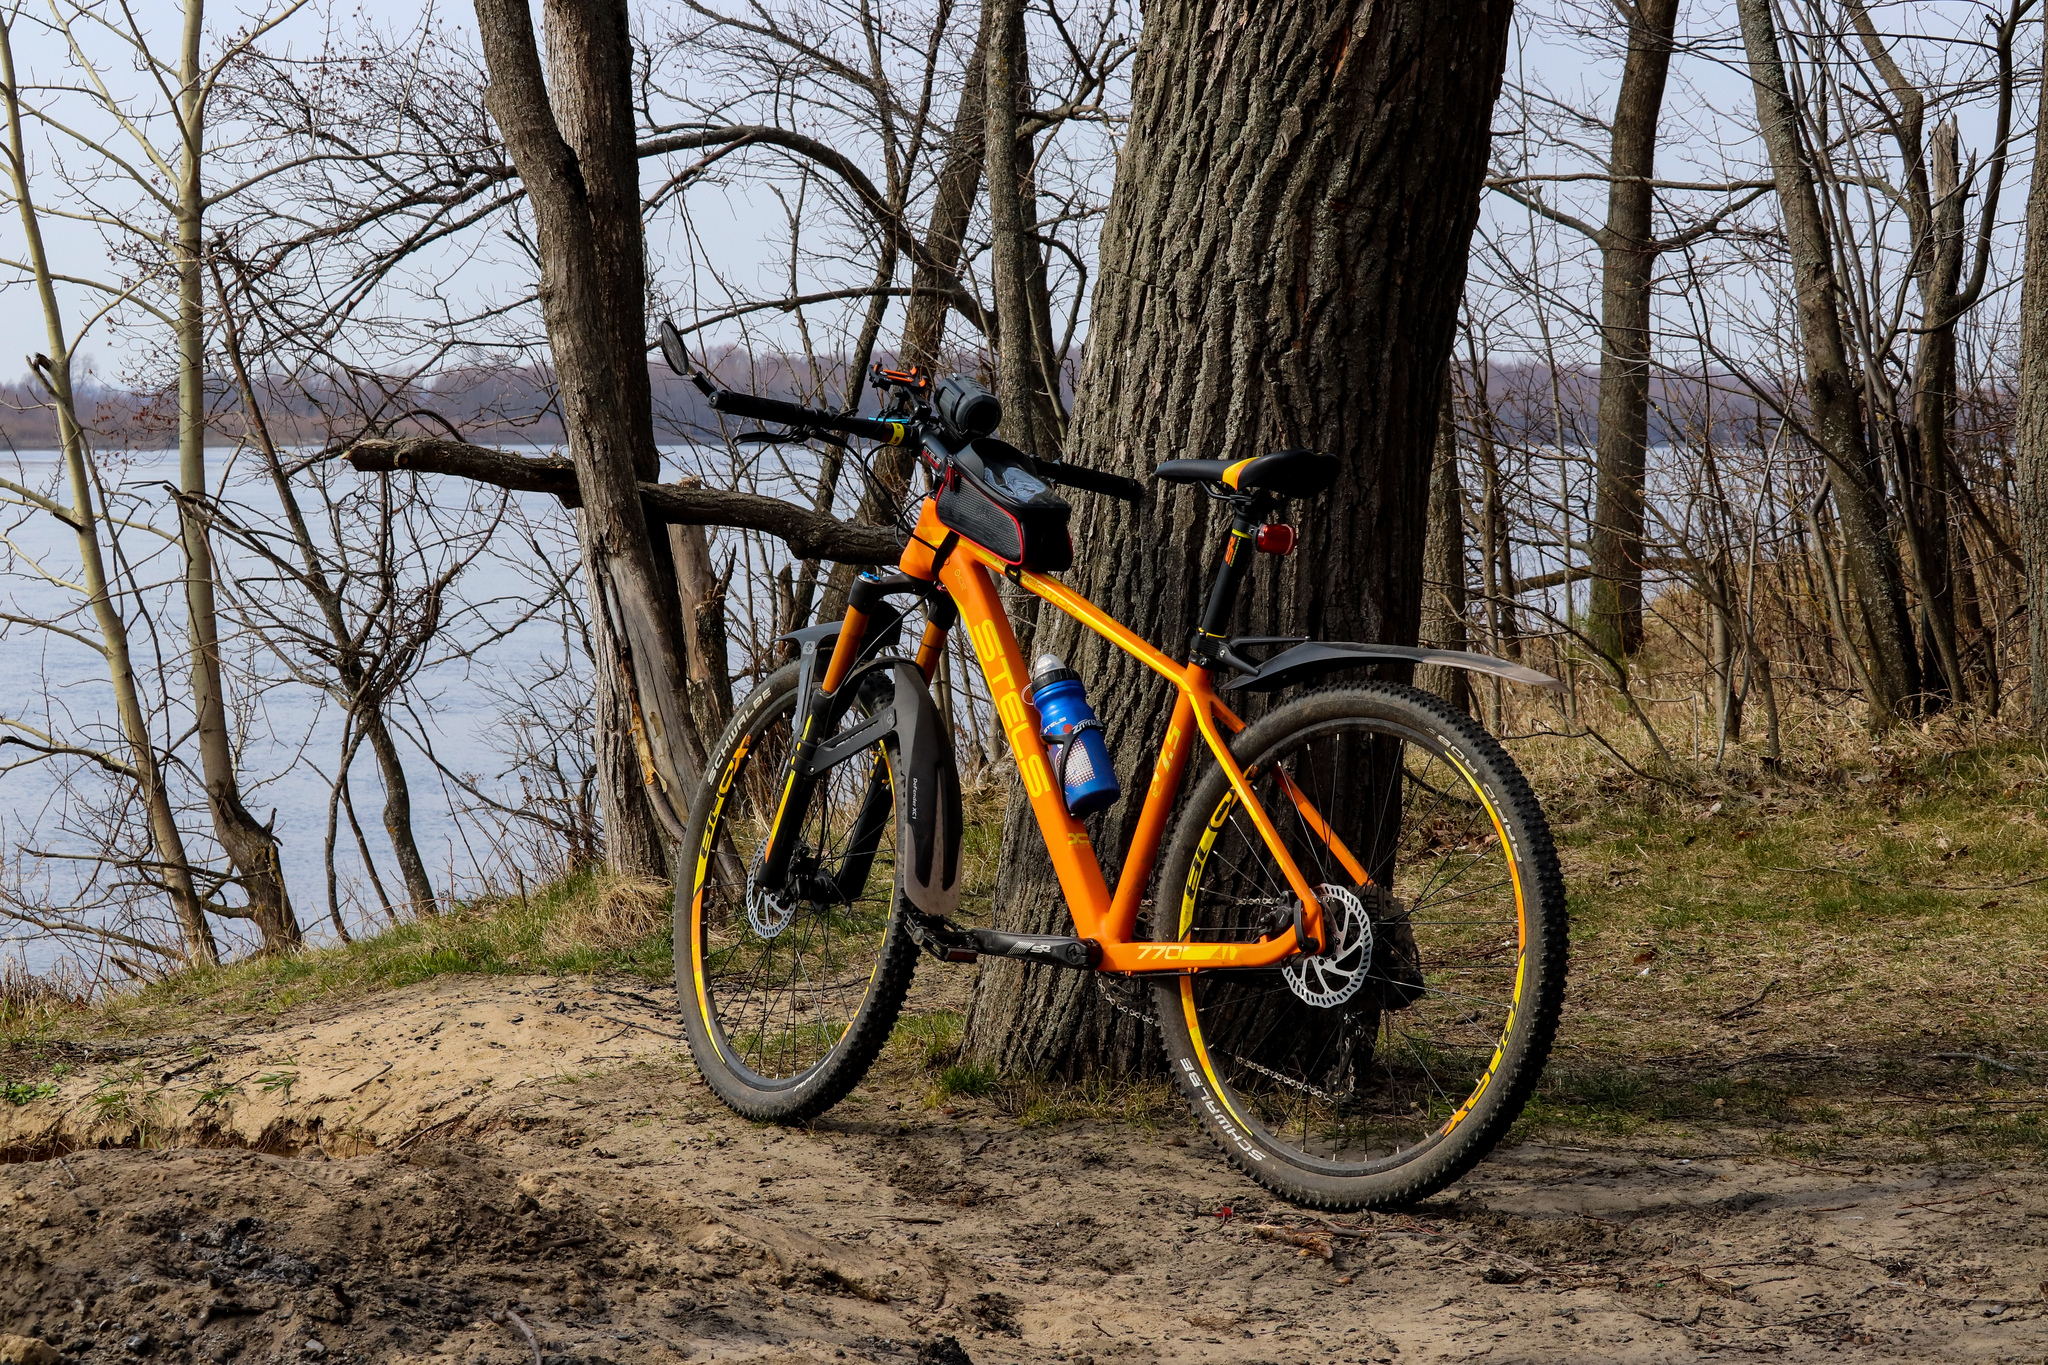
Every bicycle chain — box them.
[1093,976,1158,1031]
[1218,1048,1346,1107]
[1093,977,1345,1107]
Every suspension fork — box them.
[829,597,956,901]
[761,580,956,894]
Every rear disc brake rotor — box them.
[1281,883,1373,1009]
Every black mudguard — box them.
[887,661,963,918]
[1223,640,1564,694]
[793,655,961,920]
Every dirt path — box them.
[4,975,2046,1364]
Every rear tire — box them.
[675,664,919,1122]
[1150,683,1566,1209]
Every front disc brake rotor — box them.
[744,869,800,939]
[1282,883,1373,1009]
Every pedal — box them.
[965,929,1101,971]
[908,914,979,964]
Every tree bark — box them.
[583,527,669,878]
[1417,377,1471,713]
[1735,0,1920,728]
[0,18,217,964]
[472,0,697,850]
[2019,5,2048,735]
[1588,0,1679,662]
[174,0,300,952]
[670,518,734,743]
[982,0,1061,458]
[1902,119,1968,706]
[960,0,1514,1079]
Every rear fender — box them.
[1222,641,1564,694]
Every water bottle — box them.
[1026,653,1121,816]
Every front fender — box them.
[889,660,963,917]
[1222,641,1564,694]
[804,655,962,919]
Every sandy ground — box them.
[4,974,2047,1364]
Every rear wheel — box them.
[1150,683,1566,1209]
[675,664,918,1121]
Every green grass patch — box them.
[891,1011,963,1070]
[1,1078,59,1105]
[0,869,674,1050]
[933,1060,999,1100]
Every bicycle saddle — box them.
[1151,448,1339,498]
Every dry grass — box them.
[541,873,673,954]
[1475,682,2048,1162]
[0,957,90,1029]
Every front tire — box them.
[675,663,919,1122]
[1150,683,1566,1209]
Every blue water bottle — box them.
[1027,653,1121,816]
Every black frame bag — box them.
[931,435,1074,572]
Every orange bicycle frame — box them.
[816,498,1341,974]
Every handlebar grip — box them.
[707,388,907,444]
[1040,460,1146,504]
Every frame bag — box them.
[934,436,1074,572]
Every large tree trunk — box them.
[474,0,698,851]
[1588,0,1679,662]
[585,532,670,879]
[1736,0,1920,728]
[2019,7,2048,736]
[960,0,1514,1078]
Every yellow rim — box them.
[691,702,900,1079]
[690,734,751,1066]
[1175,731,1529,1154]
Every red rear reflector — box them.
[1255,523,1296,555]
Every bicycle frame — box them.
[817,498,1368,974]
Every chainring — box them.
[1281,883,1374,1009]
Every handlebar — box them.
[658,319,1139,503]
[705,386,908,446]
[1038,460,1145,505]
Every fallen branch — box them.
[504,1308,542,1365]
[345,438,905,564]
[1714,978,1779,1021]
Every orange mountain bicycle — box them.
[659,326,1567,1210]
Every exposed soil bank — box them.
[4,975,2045,1363]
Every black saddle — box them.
[1151,448,1339,498]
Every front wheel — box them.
[675,663,919,1122]
[1150,683,1566,1210]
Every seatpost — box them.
[1187,494,1269,668]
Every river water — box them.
[0,445,768,977]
